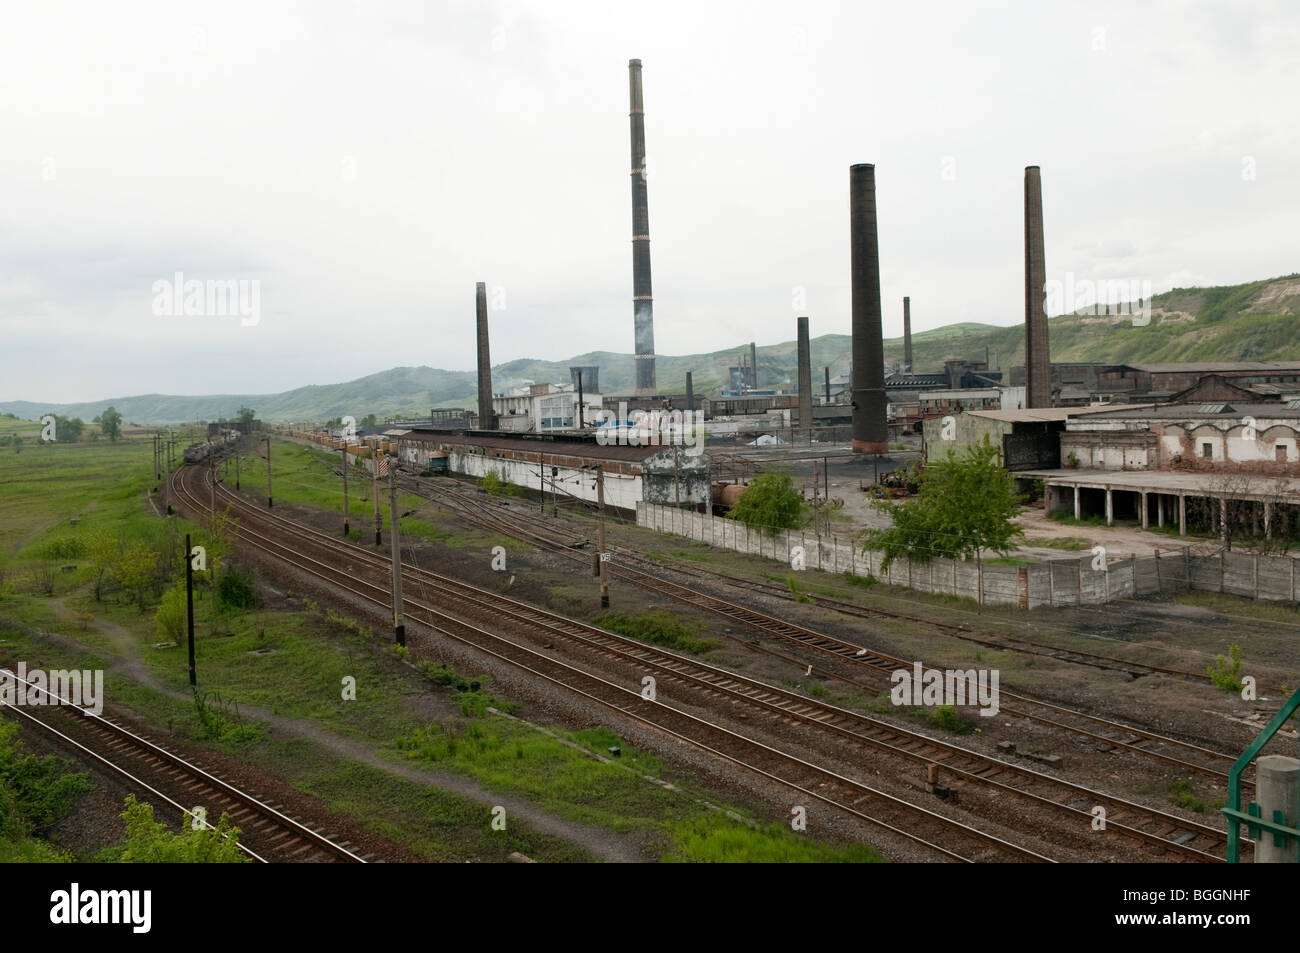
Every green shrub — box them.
[1207,644,1243,692]
[217,567,257,610]
[155,584,187,644]
[116,795,249,863]
[931,705,970,734]
[28,536,87,561]
[1170,778,1206,813]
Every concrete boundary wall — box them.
[636,503,1300,607]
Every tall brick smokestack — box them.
[749,341,758,389]
[797,317,812,443]
[685,371,694,412]
[850,164,887,453]
[629,59,656,395]
[475,282,495,430]
[903,296,913,372]
[1024,165,1051,408]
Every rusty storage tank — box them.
[713,482,749,508]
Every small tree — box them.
[87,530,118,602]
[155,584,186,645]
[48,415,84,443]
[112,543,158,610]
[863,435,1025,570]
[728,472,809,537]
[96,406,123,442]
[1207,644,1243,693]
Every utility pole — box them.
[234,442,240,490]
[341,445,350,536]
[596,465,609,608]
[539,455,545,516]
[372,444,382,545]
[265,436,273,507]
[551,466,558,517]
[577,371,584,429]
[185,533,196,686]
[388,467,405,646]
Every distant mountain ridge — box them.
[5,275,1297,426]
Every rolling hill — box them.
[5,275,1297,426]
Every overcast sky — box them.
[2,0,1296,402]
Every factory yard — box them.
[6,432,1297,868]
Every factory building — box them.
[1008,361,1300,405]
[491,383,604,434]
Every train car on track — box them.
[182,430,239,465]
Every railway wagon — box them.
[182,430,239,465]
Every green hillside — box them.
[5,274,1297,425]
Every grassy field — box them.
[0,421,886,862]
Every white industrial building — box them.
[493,383,603,434]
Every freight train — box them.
[182,430,240,465]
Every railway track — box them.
[179,464,1053,862]
[612,548,1226,683]
[399,474,1253,792]
[0,668,366,863]
[190,465,1236,860]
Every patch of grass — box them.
[1027,536,1091,551]
[663,816,885,863]
[786,577,815,604]
[844,571,878,588]
[670,549,713,563]
[1049,511,1108,528]
[593,610,718,655]
[1170,778,1207,814]
[987,556,1028,567]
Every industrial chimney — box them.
[475,282,496,430]
[749,341,758,389]
[796,317,812,444]
[629,59,656,395]
[685,371,694,412]
[850,164,888,453]
[903,297,913,373]
[1024,166,1051,408]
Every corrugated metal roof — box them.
[968,404,1153,422]
[1082,402,1300,419]
[1131,362,1300,373]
